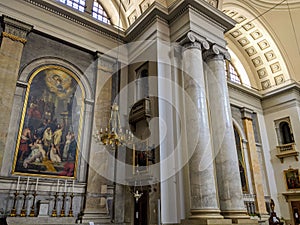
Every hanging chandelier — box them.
[94,103,133,147]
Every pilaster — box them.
[82,53,115,224]
[241,108,268,220]
[0,15,32,169]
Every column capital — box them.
[203,44,230,61]
[2,15,33,44]
[180,32,209,50]
[241,107,253,121]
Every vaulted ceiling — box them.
[103,0,300,92]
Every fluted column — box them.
[182,32,222,219]
[204,44,249,219]
[241,108,268,220]
[0,16,32,166]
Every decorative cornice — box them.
[203,44,230,61]
[180,32,209,50]
[2,32,27,44]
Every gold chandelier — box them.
[94,103,132,147]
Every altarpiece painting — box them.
[12,65,84,178]
[285,168,300,190]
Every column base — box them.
[182,218,232,225]
[190,209,224,219]
[221,210,250,219]
[182,218,260,225]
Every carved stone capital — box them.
[180,32,210,50]
[2,15,33,44]
[203,44,231,61]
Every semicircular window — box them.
[92,0,111,24]
[225,60,242,85]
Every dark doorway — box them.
[134,190,148,225]
[291,201,300,225]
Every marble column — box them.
[82,54,114,224]
[204,44,249,219]
[241,108,268,219]
[181,32,222,219]
[0,16,32,167]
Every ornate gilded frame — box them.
[12,65,85,179]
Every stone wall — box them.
[0,28,96,220]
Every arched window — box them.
[279,121,294,144]
[274,117,294,145]
[92,0,111,24]
[234,126,248,193]
[59,0,86,12]
[225,60,242,84]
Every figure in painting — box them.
[18,127,32,161]
[42,127,53,154]
[63,131,73,161]
[49,143,61,163]
[53,124,63,150]
[23,139,47,168]
[62,131,77,161]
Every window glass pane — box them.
[57,0,86,13]
[225,61,242,84]
[92,0,111,24]
[57,0,111,25]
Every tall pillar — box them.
[204,44,249,219]
[181,32,222,219]
[82,54,114,224]
[0,16,32,166]
[241,108,268,220]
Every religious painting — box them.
[284,168,300,190]
[132,139,155,174]
[12,65,84,178]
